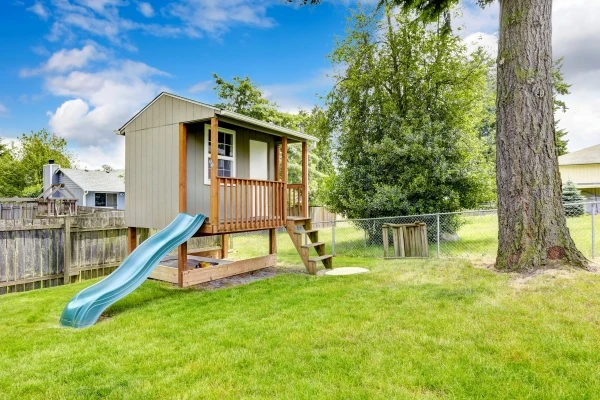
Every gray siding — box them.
[58,173,85,206]
[185,121,275,217]
[124,95,216,229]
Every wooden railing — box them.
[215,177,286,232]
[287,184,304,217]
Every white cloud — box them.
[46,60,168,150]
[463,31,497,58]
[137,1,155,18]
[188,80,212,93]
[455,1,499,37]
[164,0,276,36]
[21,44,107,77]
[36,0,279,47]
[71,138,126,170]
[27,1,50,20]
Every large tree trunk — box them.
[495,0,587,271]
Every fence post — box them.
[63,217,71,285]
[436,213,441,258]
[592,203,596,259]
[332,220,336,256]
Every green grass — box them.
[2,258,600,399]
[229,214,599,261]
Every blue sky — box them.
[0,0,598,169]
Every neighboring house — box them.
[42,162,125,209]
[558,144,600,209]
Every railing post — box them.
[592,203,596,259]
[332,219,336,256]
[436,213,441,258]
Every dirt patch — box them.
[188,267,286,290]
[508,263,600,289]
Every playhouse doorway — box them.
[249,140,268,219]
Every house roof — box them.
[58,168,125,192]
[115,92,318,142]
[558,144,600,166]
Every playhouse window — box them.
[204,124,236,184]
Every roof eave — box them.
[216,110,319,142]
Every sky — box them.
[0,0,598,170]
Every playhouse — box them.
[116,92,333,287]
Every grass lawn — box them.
[2,258,600,399]
[230,213,599,261]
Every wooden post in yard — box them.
[178,122,188,288]
[269,228,277,254]
[301,141,309,217]
[221,234,230,259]
[127,227,137,254]
[63,217,71,285]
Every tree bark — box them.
[496,0,587,271]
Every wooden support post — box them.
[301,141,309,217]
[269,228,277,254]
[127,227,137,254]
[281,137,288,221]
[63,217,71,284]
[179,123,187,213]
[210,117,219,227]
[178,122,188,288]
[221,234,230,259]
[178,242,187,286]
[274,144,280,181]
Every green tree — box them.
[0,140,21,198]
[291,0,587,271]
[0,129,75,198]
[211,74,333,204]
[562,180,585,217]
[323,8,494,225]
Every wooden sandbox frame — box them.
[150,254,276,288]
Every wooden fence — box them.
[0,211,219,295]
[0,202,39,220]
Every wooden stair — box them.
[286,216,333,274]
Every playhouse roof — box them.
[116,92,318,142]
[558,144,600,166]
[59,168,125,192]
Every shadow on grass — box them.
[101,281,184,318]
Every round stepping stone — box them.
[324,267,370,276]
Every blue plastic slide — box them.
[60,213,206,328]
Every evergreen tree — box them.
[562,180,585,217]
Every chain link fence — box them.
[229,201,599,262]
